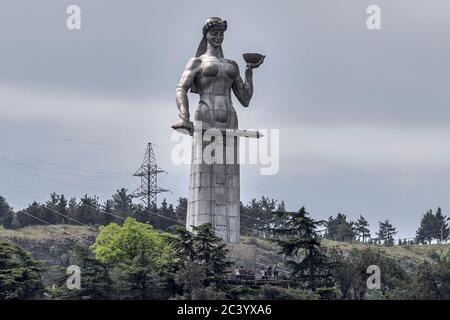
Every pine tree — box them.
[111,188,134,220]
[271,207,333,293]
[44,193,61,224]
[416,209,436,244]
[0,196,14,228]
[191,223,232,285]
[77,195,102,225]
[0,240,45,299]
[174,197,187,223]
[354,215,371,243]
[17,202,45,227]
[67,197,78,222]
[325,213,356,242]
[377,219,397,246]
[434,208,449,243]
[101,199,115,225]
[169,225,196,265]
[53,246,114,299]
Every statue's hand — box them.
[246,55,265,69]
[171,119,194,136]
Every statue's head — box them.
[203,17,227,48]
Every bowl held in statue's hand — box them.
[243,53,264,64]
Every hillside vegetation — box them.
[2,225,448,274]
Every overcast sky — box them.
[1,0,450,238]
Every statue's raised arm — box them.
[232,53,265,108]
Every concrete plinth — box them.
[227,243,257,272]
[186,130,240,243]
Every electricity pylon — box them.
[132,143,169,210]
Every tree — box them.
[0,240,45,299]
[167,224,231,298]
[191,223,232,286]
[77,195,103,225]
[327,247,354,299]
[101,199,115,225]
[92,217,171,299]
[413,257,450,299]
[58,194,68,224]
[44,193,62,224]
[17,202,45,227]
[52,246,114,300]
[325,213,356,242]
[0,196,14,228]
[376,220,397,246]
[67,197,78,224]
[271,207,333,293]
[240,197,281,237]
[434,208,449,243]
[416,210,435,244]
[169,225,196,265]
[172,261,225,300]
[111,188,134,220]
[174,197,188,223]
[327,247,409,300]
[416,208,449,244]
[354,215,371,243]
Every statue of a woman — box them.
[172,17,264,133]
[173,17,264,243]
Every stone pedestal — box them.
[185,127,262,244]
[227,243,257,272]
[186,129,240,243]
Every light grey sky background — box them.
[1,0,449,238]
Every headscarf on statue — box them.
[191,17,227,93]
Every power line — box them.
[0,119,147,147]
[0,157,132,178]
[0,143,132,175]
[0,179,49,195]
[0,184,294,263]
[0,160,116,192]
[13,207,94,244]
[0,184,97,232]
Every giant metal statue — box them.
[172,17,264,243]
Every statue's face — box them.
[206,30,224,48]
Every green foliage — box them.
[416,208,449,244]
[327,247,409,300]
[271,207,333,293]
[255,285,319,300]
[0,240,45,300]
[169,224,196,265]
[376,219,397,246]
[174,197,188,222]
[167,223,232,298]
[93,217,170,266]
[92,217,172,299]
[0,196,15,229]
[325,213,356,242]
[413,256,450,299]
[52,246,114,300]
[354,215,371,242]
[191,224,231,283]
[227,285,318,300]
[172,261,225,300]
[240,197,285,237]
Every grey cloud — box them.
[1,0,450,238]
